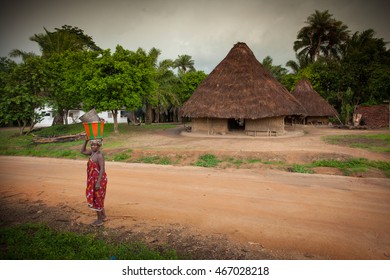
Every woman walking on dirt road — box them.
[81,138,108,226]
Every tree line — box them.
[263,10,389,124]
[0,25,206,134]
[1,10,389,134]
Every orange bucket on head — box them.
[83,121,104,140]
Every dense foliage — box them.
[0,56,47,134]
[0,25,206,133]
[284,11,389,123]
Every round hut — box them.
[180,42,306,136]
[291,79,339,125]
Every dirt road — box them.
[1,153,389,259]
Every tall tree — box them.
[0,57,16,88]
[45,51,93,124]
[152,59,180,122]
[8,50,37,61]
[177,70,207,104]
[0,56,47,134]
[294,10,349,62]
[261,56,288,82]
[24,25,102,124]
[80,45,157,133]
[339,29,390,105]
[286,53,310,74]
[144,48,162,124]
[173,54,195,74]
[29,25,101,57]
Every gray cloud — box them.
[1,0,389,73]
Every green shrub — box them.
[195,154,220,167]
[290,164,314,174]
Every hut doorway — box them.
[228,118,245,131]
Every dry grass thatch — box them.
[180,42,307,119]
[291,79,339,117]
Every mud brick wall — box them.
[192,118,228,134]
[245,117,285,134]
[355,105,389,128]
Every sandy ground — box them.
[0,126,389,259]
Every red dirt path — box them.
[0,126,389,259]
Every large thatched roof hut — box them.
[180,42,306,135]
[291,79,338,125]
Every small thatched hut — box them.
[180,42,306,135]
[290,79,339,125]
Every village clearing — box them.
[0,125,389,259]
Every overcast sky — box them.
[1,0,389,73]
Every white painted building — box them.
[35,106,128,127]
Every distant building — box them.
[35,106,128,127]
[290,79,339,125]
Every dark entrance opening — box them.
[228,118,245,131]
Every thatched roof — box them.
[291,79,338,117]
[180,42,307,119]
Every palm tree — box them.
[286,53,310,74]
[25,25,101,124]
[173,54,195,74]
[339,29,389,105]
[148,47,161,67]
[8,50,37,61]
[154,59,180,122]
[261,56,288,82]
[29,25,101,57]
[323,19,350,60]
[143,48,180,123]
[343,29,387,55]
[294,10,349,62]
[143,48,161,124]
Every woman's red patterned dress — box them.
[86,159,107,211]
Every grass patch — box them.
[194,155,286,169]
[223,157,244,168]
[33,123,86,137]
[135,155,172,165]
[0,223,178,260]
[323,134,390,153]
[0,124,177,159]
[132,123,177,131]
[289,158,390,177]
[290,164,314,174]
[111,149,133,161]
[311,158,390,175]
[246,158,284,165]
[195,154,221,167]
[246,158,263,164]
